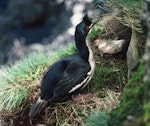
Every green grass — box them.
[88,25,101,42]
[143,102,150,126]
[89,58,127,91]
[0,44,76,112]
[108,61,146,125]
[84,60,146,126]
[85,111,110,126]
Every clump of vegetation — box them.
[89,58,127,91]
[84,61,146,126]
[143,101,150,126]
[88,25,101,41]
[109,61,147,125]
[0,45,77,112]
[104,0,144,33]
[85,111,110,126]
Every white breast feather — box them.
[68,31,95,93]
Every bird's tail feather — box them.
[28,97,47,118]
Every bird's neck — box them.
[75,29,94,64]
[75,24,95,78]
[75,34,87,61]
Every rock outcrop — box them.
[95,39,126,56]
[0,0,97,65]
[143,0,150,86]
[126,28,139,79]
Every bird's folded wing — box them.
[53,60,90,97]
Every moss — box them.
[85,111,110,126]
[143,102,150,126]
[108,61,147,126]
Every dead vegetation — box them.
[1,87,121,126]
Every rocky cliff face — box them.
[143,0,150,88]
[0,0,97,65]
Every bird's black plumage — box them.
[29,14,95,117]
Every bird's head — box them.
[83,14,92,31]
[75,14,97,37]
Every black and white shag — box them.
[29,14,95,117]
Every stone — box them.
[95,39,126,56]
[6,0,49,27]
[0,0,96,65]
[126,29,139,79]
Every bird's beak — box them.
[84,25,91,31]
[84,19,99,31]
[88,19,99,29]
[89,24,93,29]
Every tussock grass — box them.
[0,44,76,112]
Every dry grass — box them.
[1,87,121,126]
[103,0,144,33]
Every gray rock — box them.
[5,0,55,26]
[0,0,100,65]
[126,29,139,79]
[95,39,127,56]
